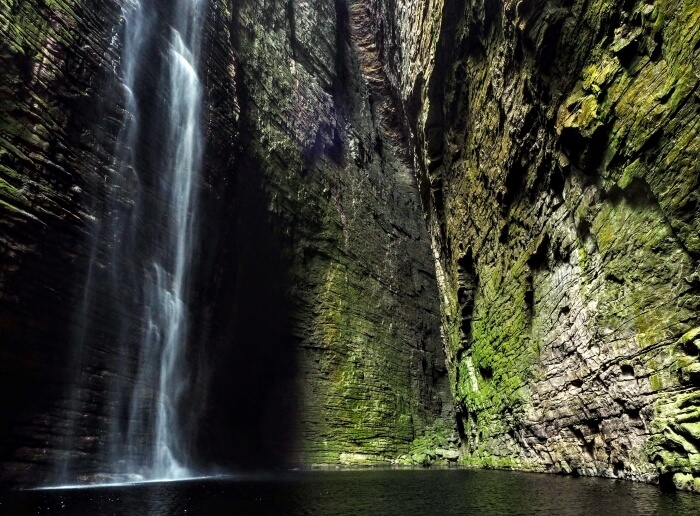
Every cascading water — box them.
[127,3,205,479]
[62,0,206,483]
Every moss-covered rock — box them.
[378,0,700,491]
[395,419,460,466]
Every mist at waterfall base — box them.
[8,470,700,515]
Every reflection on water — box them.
[5,469,699,515]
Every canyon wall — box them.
[383,0,700,492]
[1,0,127,483]
[0,0,448,485]
[208,0,450,467]
[2,0,699,493]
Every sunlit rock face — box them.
[375,0,700,491]
[0,0,448,485]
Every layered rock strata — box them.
[0,0,448,484]
[381,0,700,490]
[203,0,450,467]
[3,0,699,493]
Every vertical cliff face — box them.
[1,0,126,482]
[215,0,449,466]
[387,0,700,491]
[0,0,448,485]
[2,0,698,493]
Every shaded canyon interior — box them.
[1,0,699,494]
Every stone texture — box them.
[379,0,700,489]
[1,0,127,484]
[224,0,449,466]
[2,0,699,493]
[0,0,448,485]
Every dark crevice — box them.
[577,218,592,243]
[528,235,550,271]
[584,440,595,458]
[455,410,467,442]
[537,17,566,73]
[627,407,641,420]
[414,0,467,226]
[499,225,509,244]
[605,272,625,285]
[659,472,676,491]
[550,168,565,199]
[620,364,635,379]
[457,249,477,346]
[613,461,625,477]
[479,365,493,380]
[525,273,534,325]
[558,120,614,174]
[501,161,527,215]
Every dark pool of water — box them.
[3,469,699,515]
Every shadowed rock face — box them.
[373,0,700,492]
[0,0,447,485]
[0,0,127,484]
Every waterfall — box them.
[63,0,206,483]
[127,3,205,479]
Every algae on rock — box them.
[365,0,700,490]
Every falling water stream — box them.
[63,0,206,483]
[126,0,205,480]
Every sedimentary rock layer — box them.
[384,0,700,491]
[0,0,447,484]
[3,0,698,493]
[204,0,449,467]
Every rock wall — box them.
[0,0,448,485]
[1,0,126,483]
[228,0,451,464]
[3,0,698,492]
[202,0,450,468]
[386,0,700,490]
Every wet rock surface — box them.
[0,0,448,485]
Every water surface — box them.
[5,469,698,515]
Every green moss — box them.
[0,0,83,224]
[463,262,535,412]
[446,250,542,460]
[396,419,459,466]
[303,225,437,463]
[460,453,525,471]
[420,0,700,484]
[647,328,700,489]
[2,0,77,58]
[588,192,691,349]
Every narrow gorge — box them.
[1,0,699,499]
